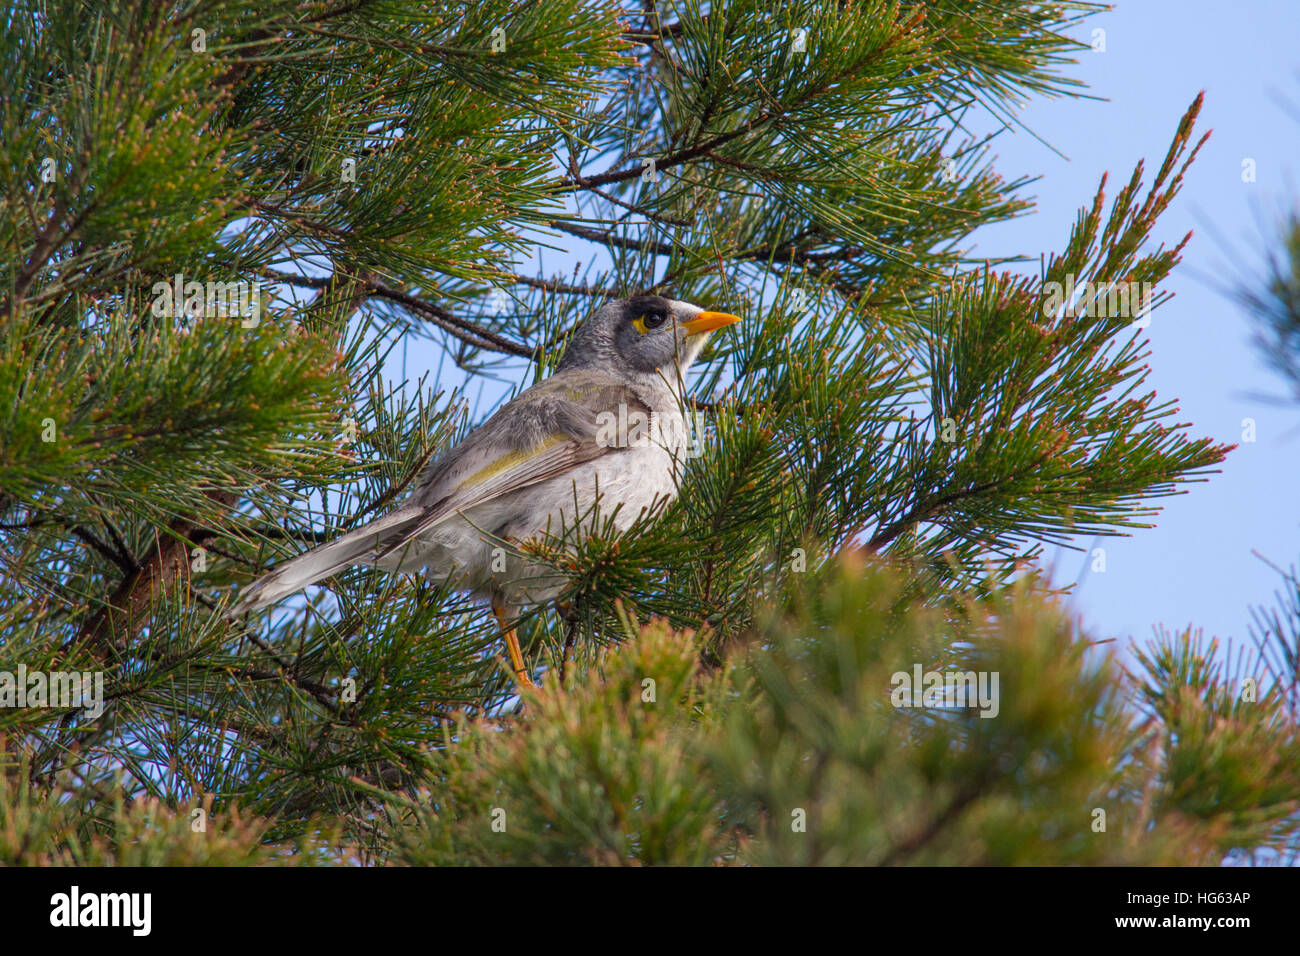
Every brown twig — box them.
[75,489,239,653]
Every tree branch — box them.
[260,268,543,358]
[502,272,614,297]
[75,489,239,653]
[367,278,537,358]
[553,124,756,193]
[548,220,677,257]
[69,525,139,576]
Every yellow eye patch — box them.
[632,313,667,334]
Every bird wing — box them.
[380,371,656,559]
[231,371,657,613]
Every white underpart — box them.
[375,405,688,606]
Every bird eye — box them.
[633,312,667,334]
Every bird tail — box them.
[229,506,425,616]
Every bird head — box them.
[557,295,741,380]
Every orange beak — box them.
[680,310,742,337]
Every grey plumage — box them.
[230,296,740,620]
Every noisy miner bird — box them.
[230,296,741,689]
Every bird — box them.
[229,295,742,689]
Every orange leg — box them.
[492,599,537,691]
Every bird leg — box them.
[491,599,537,690]
[556,599,577,682]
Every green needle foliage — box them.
[0,0,1295,865]
[392,557,1300,865]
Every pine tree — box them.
[2,0,1296,865]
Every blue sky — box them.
[372,2,1300,662]
[968,1,1300,654]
